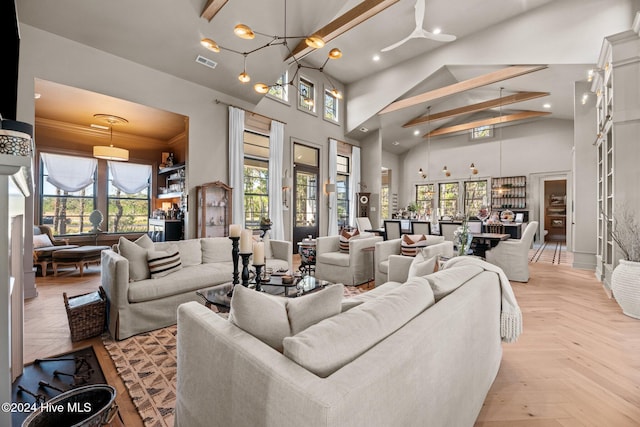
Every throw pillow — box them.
[425,265,484,301]
[400,234,428,257]
[287,283,344,335]
[156,239,201,266]
[147,249,182,278]
[229,284,344,352]
[407,251,438,278]
[33,233,53,249]
[118,235,154,282]
[339,229,360,253]
[201,237,233,263]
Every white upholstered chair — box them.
[485,221,538,282]
[315,234,383,286]
[411,221,431,235]
[383,220,402,240]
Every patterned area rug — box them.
[529,241,573,265]
[102,285,365,427]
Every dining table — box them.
[471,233,510,258]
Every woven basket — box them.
[64,286,107,342]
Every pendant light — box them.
[92,114,129,162]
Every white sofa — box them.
[374,237,454,286]
[101,235,292,340]
[315,234,383,286]
[175,263,504,427]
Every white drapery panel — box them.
[42,153,97,192]
[328,138,338,235]
[268,120,285,240]
[229,106,245,226]
[350,146,361,228]
[108,161,151,194]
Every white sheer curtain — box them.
[268,120,285,240]
[108,161,151,193]
[350,146,361,228]
[229,106,245,226]
[42,153,97,192]
[328,138,338,235]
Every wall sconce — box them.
[282,169,293,209]
[325,182,336,209]
[442,165,451,177]
[418,168,427,179]
[469,163,478,175]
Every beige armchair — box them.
[485,221,538,282]
[315,234,383,286]
[374,238,454,286]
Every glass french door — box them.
[293,144,319,252]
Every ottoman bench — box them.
[52,245,111,277]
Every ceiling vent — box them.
[195,55,218,69]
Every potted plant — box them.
[609,206,640,319]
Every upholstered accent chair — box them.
[32,225,79,276]
[315,234,383,286]
[485,221,538,282]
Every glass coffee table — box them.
[196,275,331,312]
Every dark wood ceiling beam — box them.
[424,111,551,138]
[287,0,400,60]
[402,91,550,128]
[201,0,229,21]
[379,65,548,115]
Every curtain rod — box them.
[214,99,286,125]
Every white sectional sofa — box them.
[101,235,291,340]
[175,261,507,426]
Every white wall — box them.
[16,25,355,240]
[396,118,574,224]
[381,150,402,220]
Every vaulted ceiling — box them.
[17,0,637,153]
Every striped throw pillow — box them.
[400,234,429,257]
[339,229,360,253]
[147,250,182,278]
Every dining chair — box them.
[355,217,372,233]
[438,222,460,242]
[411,221,431,235]
[467,220,482,234]
[383,220,402,240]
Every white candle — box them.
[253,242,265,265]
[240,229,253,253]
[229,224,241,237]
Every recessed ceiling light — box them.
[433,28,442,35]
[360,126,369,132]
[543,103,551,109]
[372,54,380,62]
[34,93,41,99]
[392,141,399,146]
[413,130,420,136]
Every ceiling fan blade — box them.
[420,29,456,42]
[381,33,416,52]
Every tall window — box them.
[416,183,435,216]
[243,131,270,228]
[40,154,96,235]
[324,89,339,123]
[439,182,459,217]
[268,71,288,102]
[298,76,315,113]
[336,155,350,229]
[107,162,151,233]
[381,168,390,219]
[464,180,488,217]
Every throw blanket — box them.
[443,256,523,343]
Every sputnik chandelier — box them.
[200,0,343,100]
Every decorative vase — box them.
[454,226,473,256]
[611,260,640,319]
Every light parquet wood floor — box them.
[23,260,640,426]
